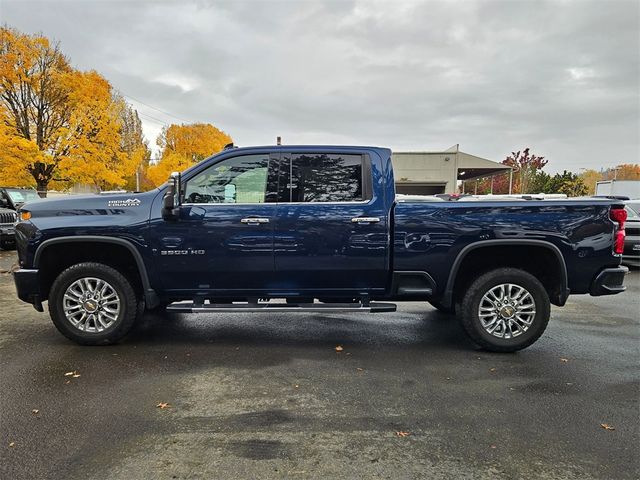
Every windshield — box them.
[6,189,39,203]
[626,202,640,217]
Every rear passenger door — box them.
[272,151,389,296]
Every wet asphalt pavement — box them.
[0,248,638,480]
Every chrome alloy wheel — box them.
[62,277,121,333]
[478,283,536,339]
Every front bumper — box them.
[13,268,43,311]
[0,225,16,242]
[590,266,628,296]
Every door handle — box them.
[241,217,270,224]
[351,217,381,224]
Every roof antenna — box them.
[276,136,282,145]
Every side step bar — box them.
[166,301,397,314]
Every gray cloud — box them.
[2,0,638,171]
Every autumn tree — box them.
[503,148,549,194]
[0,27,73,194]
[116,97,152,191]
[0,27,138,195]
[579,169,603,195]
[604,164,640,181]
[147,123,232,187]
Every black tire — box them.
[459,268,550,352]
[49,262,140,345]
[0,238,15,250]
[428,300,455,314]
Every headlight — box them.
[19,210,31,221]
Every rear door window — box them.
[278,153,368,203]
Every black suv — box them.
[0,187,40,211]
[0,207,18,250]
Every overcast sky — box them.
[1,0,638,172]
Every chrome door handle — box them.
[351,217,381,223]
[241,217,270,224]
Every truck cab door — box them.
[272,150,389,297]
[153,152,279,295]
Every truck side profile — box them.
[13,146,629,351]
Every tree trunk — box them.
[36,179,48,198]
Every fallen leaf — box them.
[64,380,71,385]
[356,368,364,372]
[294,384,299,388]
[396,431,410,437]
[64,371,77,376]
[560,358,569,363]
[31,409,39,415]
[489,368,496,372]
[156,402,171,409]
[490,445,497,449]
[335,345,344,352]
[9,442,15,447]
[72,374,81,378]
[600,423,615,431]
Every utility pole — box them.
[135,166,140,192]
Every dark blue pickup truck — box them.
[13,145,629,351]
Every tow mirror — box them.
[161,172,181,221]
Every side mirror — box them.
[161,172,181,221]
[0,198,8,208]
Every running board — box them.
[166,301,397,314]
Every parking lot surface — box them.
[1,249,638,479]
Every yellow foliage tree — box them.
[147,123,232,187]
[147,151,194,187]
[0,27,144,195]
[611,164,640,181]
[579,169,603,195]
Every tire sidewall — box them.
[463,269,550,351]
[49,263,137,345]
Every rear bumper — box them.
[590,266,628,296]
[13,268,43,311]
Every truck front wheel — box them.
[459,268,550,352]
[49,262,140,345]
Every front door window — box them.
[184,154,270,204]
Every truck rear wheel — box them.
[49,262,140,345]
[459,268,550,352]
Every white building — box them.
[392,145,511,195]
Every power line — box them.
[137,111,170,126]
[123,93,191,124]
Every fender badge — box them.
[108,198,141,208]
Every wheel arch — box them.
[34,236,159,308]
[442,239,569,308]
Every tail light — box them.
[610,207,627,255]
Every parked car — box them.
[12,145,628,351]
[622,201,640,267]
[0,207,18,250]
[0,187,40,211]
